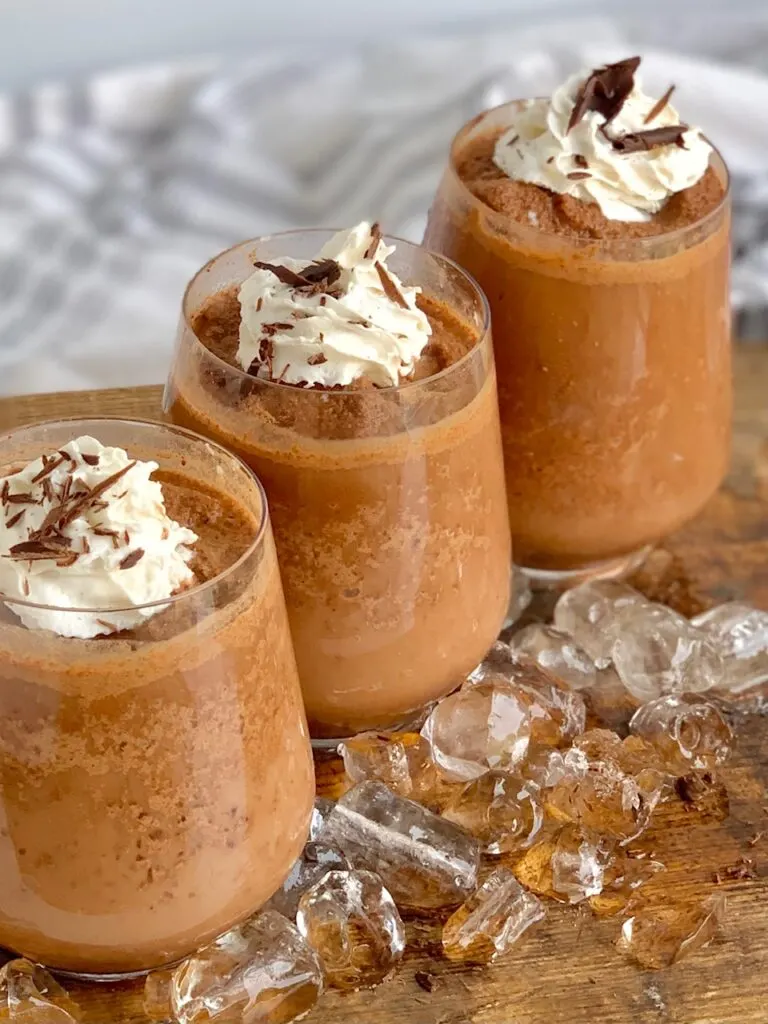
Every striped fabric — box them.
[1,27,767,395]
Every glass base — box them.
[517,546,652,591]
[52,966,157,982]
[309,702,436,749]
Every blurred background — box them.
[1,0,767,394]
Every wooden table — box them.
[0,348,767,1024]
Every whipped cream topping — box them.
[493,57,713,222]
[237,222,432,387]
[0,436,198,638]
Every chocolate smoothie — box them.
[165,226,511,737]
[425,58,731,579]
[0,420,314,975]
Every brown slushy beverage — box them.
[165,225,511,738]
[425,57,731,583]
[0,419,314,976]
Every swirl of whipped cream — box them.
[238,222,432,387]
[0,436,198,638]
[493,61,713,222]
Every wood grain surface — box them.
[0,349,766,1024]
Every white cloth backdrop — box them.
[1,20,768,395]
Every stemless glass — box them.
[165,231,511,740]
[425,101,732,586]
[0,418,314,978]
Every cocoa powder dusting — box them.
[455,128,725,241]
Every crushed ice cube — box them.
[321,781,481,909]
[442,867,545,962]
[168,910,322,1024]
[629,694,733,772]
[296,869,405,990]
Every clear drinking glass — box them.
[425,101,732,585]
[0,418,314,978]
[165,231,511,740]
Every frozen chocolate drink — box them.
[165,225,511,738]
[0,419,314,976]
[425,57,731,583]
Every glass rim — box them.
[0,415,269,617]
[180,228,492,396]
[445,99,732,252]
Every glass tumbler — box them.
[0,418,314,977]
[165,231,511,739]
[425,101,732,586]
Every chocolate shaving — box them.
[611,124,688,153]
[644,84,676,124]
[6,493,34,505]
[255,337,274,378]
[36,461,136,539]
[1,480,8,506]
[307,352,327,366]
[31,454,66,483]
[261,322,295,335]
[96,619,118,632]
[81,537,90,555]
[319,296,327,306]
[256,296,263,313]
[301,259,342,288]
[254,257,341,296]
[546,156,554,164]
[567,56,641,132]
[507,134,520,147]
[253,261,312,288]
[93,527,119,538]
[58,449,75,463]
[22,578,30,597]
[375,261,409,309]
[573,154,589,169]
[81,452,100,466]
[119,548,145,570]
[415,972,436,994]
[41,478,53,502]
[70,461,135,510]
[275,363,291,384]
[5,510,25,529]
[567,171,592,180]
[7,540,65,560]
[363,222,382,259]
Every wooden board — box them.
[0,349,767,1024]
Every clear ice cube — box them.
[508,623,599,691]
[0,960,81,1024]
[612,603,724,702]
[629,694,733,772]
[421,680,532,781]
[169,910,322,1024]
[442,867,545,962]
[617,895,725,969]
[692,602,768,694]
[296,869,405,990]
[441,770,543,855]
[321,781,481,909]
[553,580,647,668]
